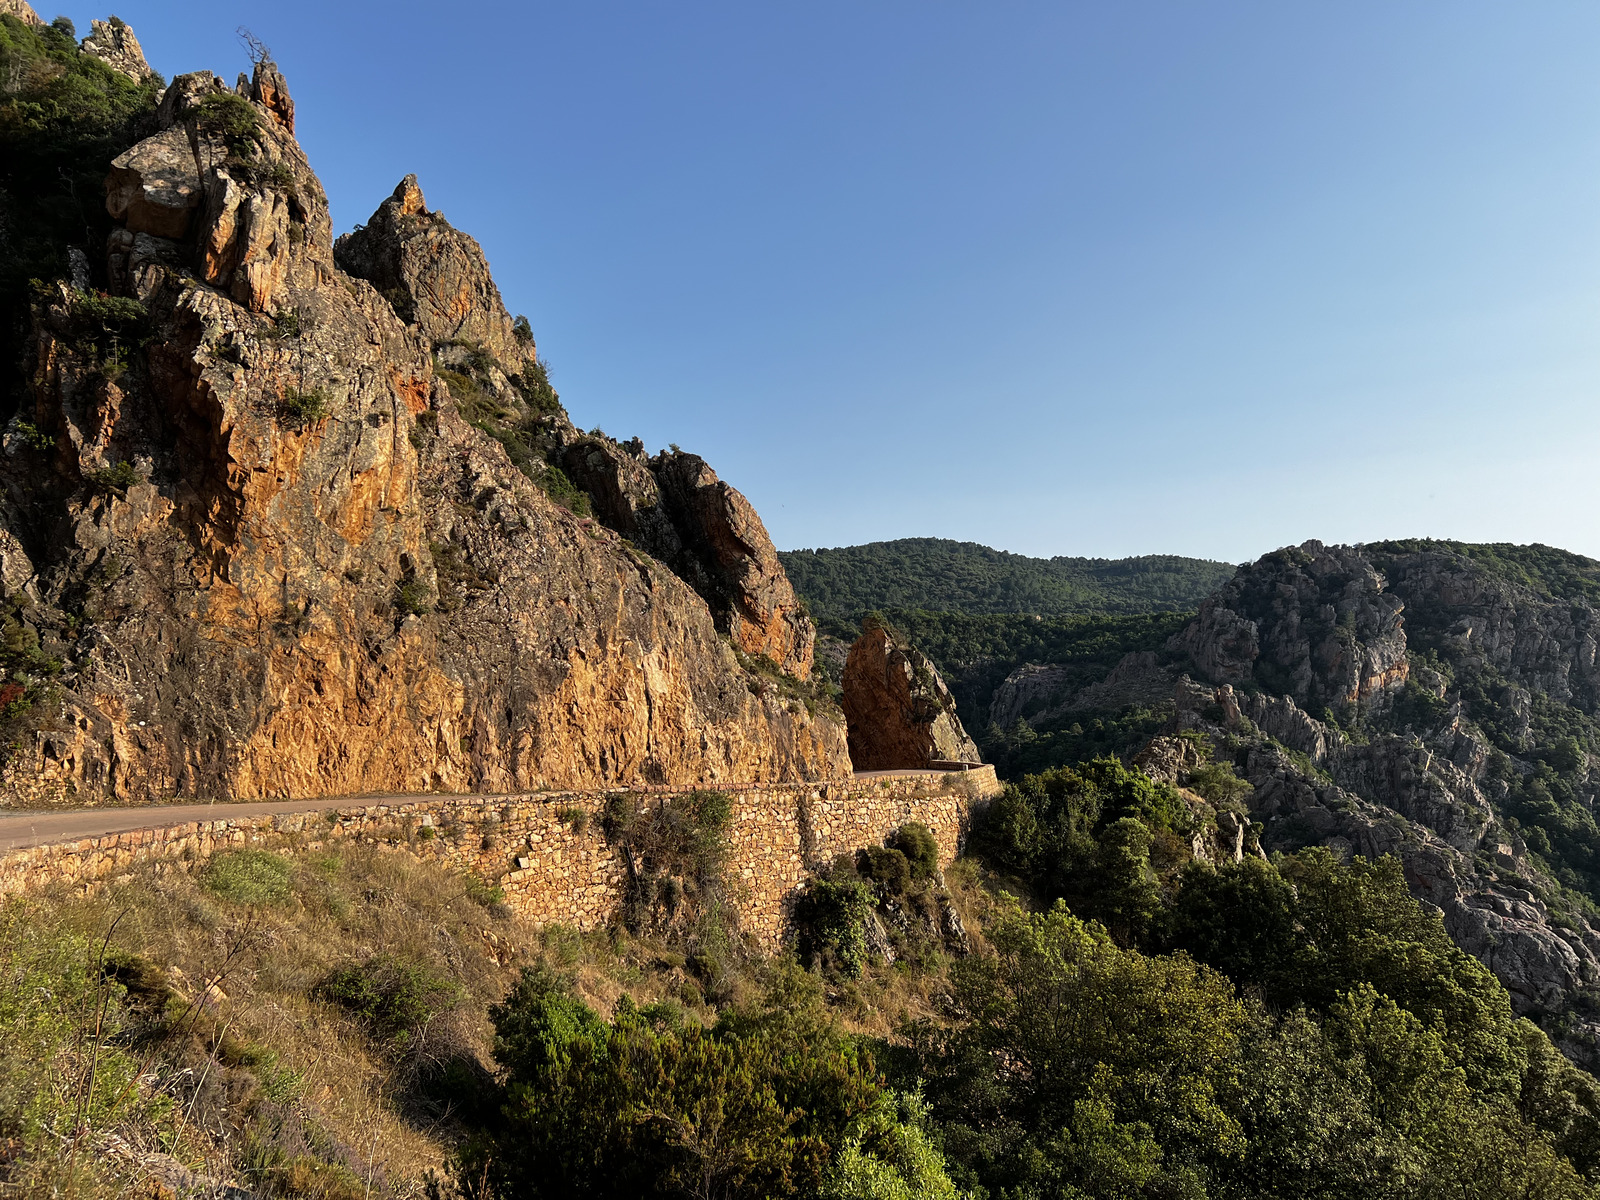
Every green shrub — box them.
[795,878,876,977]
[601,790,733,935]
[278,387,330,426]
[203,849,295,905]
[514,356,562,416]
[893,822,940,879]
[858,845,911,895]
[462,872,505,908]
[264,308,300,339]
[538,464,591,517]
[395,580,433,616]
[193,91,262,155]
[556,805,589,835]
[11,421,52,451]
[317,955,462,1049]
[1185,760,1253,807]
[471,968,945,1200]
[86,459,142,494]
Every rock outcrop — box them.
[562,436,815,678]
[1163,676,1600,1049]
[0,0,41,27]
[335,176,532,369]
[0,40,850,803]
[843,620,980,770]
[1156,539,1600,1067]
[80,17,154,82]
[1370,543,1600,713]
[1170,540,1409,711]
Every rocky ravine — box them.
[0,31,849,804]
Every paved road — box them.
[0,797,374,853]
[0,768,987,854]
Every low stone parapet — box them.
[0,768,1002,946]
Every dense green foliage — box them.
[853,608,1188,739]
[0,14,162,415]
[318,955,463,1049]
[1371,539,1600,608]
[915,762,1600,1198]
[782,538,1235,624]
[465,967,957,1200]
[908,896,1599,1199]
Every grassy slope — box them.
[0,828,993,1198]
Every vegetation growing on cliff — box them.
[0,13,162,416]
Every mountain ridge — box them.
[780,536,1237,623]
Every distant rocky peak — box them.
[1171,539,1409,713]
[80,17,155,83]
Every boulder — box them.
[842,621,980,770]
[651,450,814,679]
[105,126,203,240]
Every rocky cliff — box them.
[0,24,850,803]
[1164,539,1600,1065]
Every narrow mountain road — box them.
[0,769,977,854]
[0,797,388,853]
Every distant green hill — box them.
[779,538,1237,625]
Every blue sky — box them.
[68,2,1600,563]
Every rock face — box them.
[1171,540,1409,712]
[0,0,41,27]
[0,48,850,803]
[1165,675,1600,1045]
[843,621,980,770]
[80,18,154,82]
[1157,539,1600,1067]
[334,176,532,369]
[562,436,815,678]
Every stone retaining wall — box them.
[0,767,1000,946]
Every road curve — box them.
[0,769,989,855]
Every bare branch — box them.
[236,26,273,68]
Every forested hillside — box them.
[780,538,1236,624]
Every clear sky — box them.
[67,1,1600,563]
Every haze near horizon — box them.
[88,0,1600,563]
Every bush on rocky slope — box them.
[0,13,161,413]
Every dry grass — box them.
[1,832,989,1198]
[2,840,532,1198]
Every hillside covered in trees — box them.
[780,538,1236,625]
